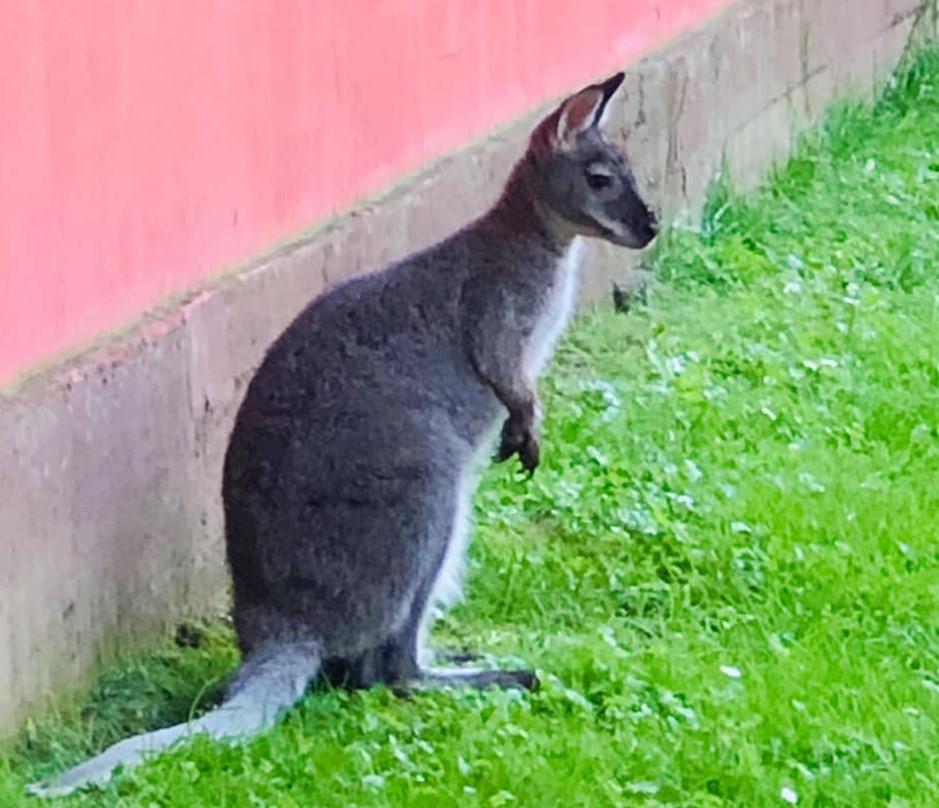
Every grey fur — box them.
[29,71,656,798]
[27,641,320,798]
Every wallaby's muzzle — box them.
[631,206,659,248]
[597,199,659,249]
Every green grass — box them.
[5,48,939,807]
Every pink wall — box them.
[0,0,731,384]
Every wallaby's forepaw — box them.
[494,415,540,475]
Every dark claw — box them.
[495,416,523,463]
[517,433,540,475]
[512,669,540,691]
[494,439,515,464]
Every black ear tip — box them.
[605,71,626,92]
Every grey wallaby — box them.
[29,70,657,798]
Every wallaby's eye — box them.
[585,170,613,190]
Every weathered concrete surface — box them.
[0,0,933,734]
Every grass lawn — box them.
[4,47,939,808]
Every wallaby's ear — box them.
[595,71,626,122]
[554,71,625,148]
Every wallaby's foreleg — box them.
[462,280,544,473]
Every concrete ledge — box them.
[0,0,932,734]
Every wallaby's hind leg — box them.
[318,623,484,690]
[435,649,482,665]
[321,571,447,691]
[319,640,528,693]
[322,451,538,695]
[406,548,538,690]
[325,633,537,693]
[414,666,538,691]
[320,580,536,693]
[321,632,421,690]
[404,461,538,692]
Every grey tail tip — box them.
[23,639,322,800]
[26,781,65,800]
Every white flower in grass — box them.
[665,355,687,375]
[674,493,696,510]
[798,472,826,493]
[780,785,799,804]
[625,781,660,795]
[720,664,742,679]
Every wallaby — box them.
[29,70,657,798]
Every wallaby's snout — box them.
[528,71,659,251]
[606,175,659,249]
[632,202,659,249]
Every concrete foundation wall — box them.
[0,0,933,734]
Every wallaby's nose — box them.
[639,208,659,245]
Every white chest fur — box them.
[524,237,585,379]
[417,238,585,665]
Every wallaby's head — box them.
[526,71,658,249]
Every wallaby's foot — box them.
[412,666,539,692]
[435,649,481,665]
[494,413,540,474]
[323,647,485,690]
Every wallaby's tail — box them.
[27,639,321,799]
